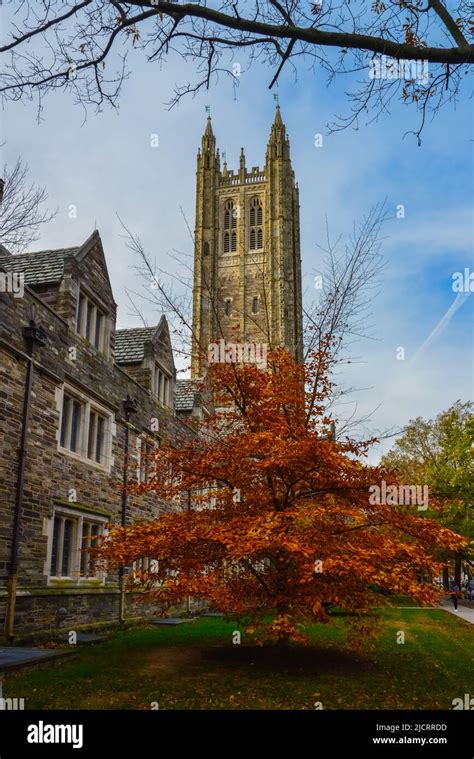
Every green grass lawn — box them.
[5,608,474,710]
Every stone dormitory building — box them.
[0,231,204,641]
[0,107,304,640]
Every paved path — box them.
[439,598,474,624]
[0,647,72,672]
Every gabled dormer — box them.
[71,231,117,358]
[114,316,176,408]
[0,230,117,359]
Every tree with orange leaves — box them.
[98,346,465,645]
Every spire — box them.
[267,104,289,160]
[204,114,214,139]
[201,114,216,148]
[273,104,283,128]
[268,104,286,141]
[200,113,217,165]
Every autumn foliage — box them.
[98,347,465,644]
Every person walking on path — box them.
[449,581,461,610]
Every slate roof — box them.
[114,327,157,364]
[0,247,79,285]
[175,379,200,412]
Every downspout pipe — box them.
[118,395,137,625]
[5,320,47,642]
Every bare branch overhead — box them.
[0,1,472,136]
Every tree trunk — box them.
[442,565,449,591]
[454,556,462,587]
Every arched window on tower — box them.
[223,200,237,254]
[252,296,259,314]
[249,197,263,251]
[203,241,209,257]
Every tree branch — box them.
[428,0,468,47]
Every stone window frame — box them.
[222,199,238,255]
[44,504,108,587]
[56,384,115,473]
[248,195,264,252]
[152,362,172,407]
[135,432,160,484]
[75,287,110,355]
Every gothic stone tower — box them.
[191,107,303,377]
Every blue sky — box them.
[1,19,473,461]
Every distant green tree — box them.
[382,401,474,588]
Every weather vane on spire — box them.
[273,93,279,104]
[205,105,211,115]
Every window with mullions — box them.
[249,202,262,226]
[60,395,82,453]
[223,200,237,254]
[50,515,74,577]
[76,292,106,351]
[48,510,106,582]
[249,197,263,251]
[59,388,111,468]
[136,435,159,484]
[153,364,171,406]
[80,521,100,577]
[87,411,105,464]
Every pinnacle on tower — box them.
[239,147,246,180]
[200,114,217,166]
[204,114,214,138]
[273,104,283,127]
[268,105,286,140]
[201,114,216,155]
[267,104,289,159]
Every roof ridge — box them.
[116,325,157,333]
[18,245,79,256]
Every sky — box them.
[1,8,473,462]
